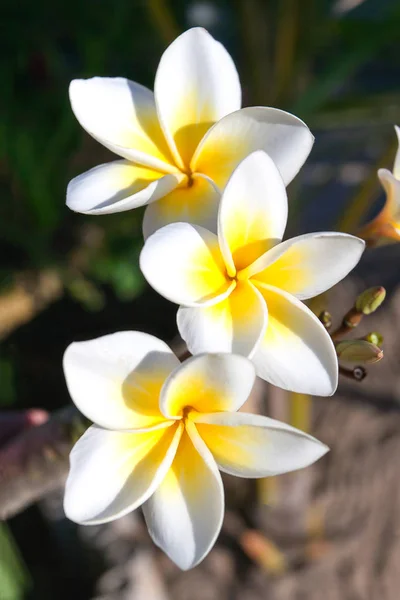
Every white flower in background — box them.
[358,125,400,245]
[141,151,365,396]
[63,331,328,570]
[66,27,313,238]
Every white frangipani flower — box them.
[63,331,328,570]
[140,151,365,396]
[359,125,400,244]
[66,27,313,238]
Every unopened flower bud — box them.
[336,340,383,364]
[319,311,332,330]
[355,286,386,315]
[363,332,384,346]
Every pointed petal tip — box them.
[143,427,224,570]
[193,411,329,477]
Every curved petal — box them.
[250,232,365,300]
[67,161,183,215]
[192,106,314,188]
[69,77,176,172]
[159,353,256,419]
[140,223,233,307]
[142,173,220,239]
[252,284,338,396]
[64,422,182,525]
[177,280,267,357]
[154,28,241,170]
[218,151,288,275]
[193,411,328,477]
[63,331,180,430]
[393,125,400,179]
[142,424,224,570]
[378,168,400,224]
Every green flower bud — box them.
[363,332,384,346]
[319,310,332,330]
[336,340,383,364]
[355,287,386,315]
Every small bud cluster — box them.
[319,286,386,381]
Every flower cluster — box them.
[63,28,365,569]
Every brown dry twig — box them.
[0,406,89,520]
[0,270,63,341]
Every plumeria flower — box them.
[63,331,328,570]
[358,125,400,245]
[66,27,313,238]
[140,151,365,396]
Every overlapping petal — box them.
[378,169,400,224]
[193,411,328,477]
[252,284,338,395]
[160,353,256,419]
[250,232,365,299]
[177,281,267,357]
[140,223,233,306]
[67,161,183,215]
[63,331,179,430]
[142,174,220,239]
[69,77,176,172]
[64,422,182,524]
[154,27,241,170]
[218,151,288,275]
[191,107,314,189]
[143,424,224,570]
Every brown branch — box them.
[0,224,105,342]
[0,270,63,340]
[330,308,364,341]
[339,365,367,382]
[0,406,89,520]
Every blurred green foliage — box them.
[0,524,30,599]
[1,0,399,293]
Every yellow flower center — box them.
[225,266,249,284]
[184,170,195,188]
[182,405,196,423]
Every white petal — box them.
[159,353,256,419]
[218,151,288,275]
[252,284,338,396]
[193,411,329,477]
[393,125,400,179]
[250,232,365,299]
[143,423,224,570]
[154,28,241,169]
[63,331,179,430]
[142,173,220,239]
[67,161,183,215]
[378,168,400,224]
[64,422,182,524]
[192,106,314,188]
[140,223,233,307]
[69,77,176,172]
[177,281,267,357]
